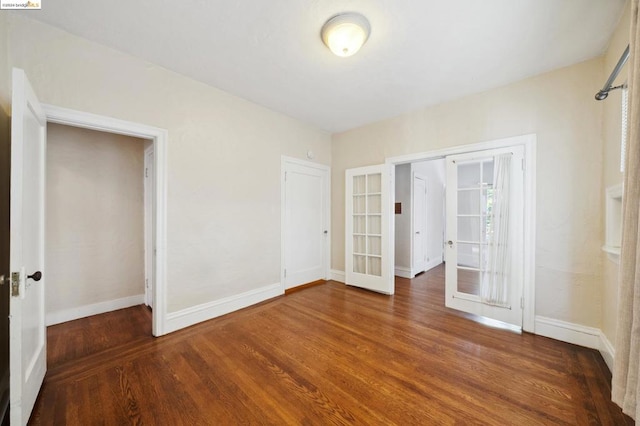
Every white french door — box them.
[445,146,524,327]
[345,164,393,294]
[10,68,47,425]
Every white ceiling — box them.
[20,0,626,133]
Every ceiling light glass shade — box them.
[321,13,371,58]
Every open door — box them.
[445,146,524,327]
[9,68,47,425]
[345,164,393,294]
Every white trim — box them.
[394,263,441,279]
[534,316,600,349]
[330,269,345,283]
[143,145,154,308]
[424,258,442,273]
[42,104,169,336]
[280,156,331,292]
[603,183,623,264]
[599,331,615,373]
[386,134,537,333]
[394,266,413,279]
[46,294,145,326]
[164,283,282,334]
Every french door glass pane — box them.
[353,175,366,194]
[482,161,494,185]
[354,195,366,214]
[368,215,381,235]
[368,257,382,276]
[368,236,381,256]
[353,216,366,234]
[458,217,481,242]
[458,189,480,215]
[457,268,481,295]
[353,236,366,254]
[368,195,381,213]
[368,173,381,193]
[458,162,480,188]
[457,242,481,269]
[354,255,366,273]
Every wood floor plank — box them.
[29,265,633,425]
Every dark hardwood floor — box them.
[30,265,633,425]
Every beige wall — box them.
[601,2,630,347]
[5,14,332,313]
[332,58,605,327]
[46,124,145,314]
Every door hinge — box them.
[284,171,287,181]
[520,297,524,309]
[145,168,149,178]
[521,158,525,171]
[11,272,20,297]
[284,269,287,278]
[145,278,149,289]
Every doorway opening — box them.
[387,135,536,332]
[45,123,153,334]
[43,104,168,337]
[394,158,446,279]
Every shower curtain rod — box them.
[595,44,629,100]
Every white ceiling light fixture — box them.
[321,12,371,58]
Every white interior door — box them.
[445,146,524,327]
[345,164,393,294]
[144,146,154,308]
[412,175,427,274]
[10,68,47,425]
[283,160,329,289]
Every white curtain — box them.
[612,1,640,420]
[481,154,511,307]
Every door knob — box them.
[447,240,454,247]
[416,231,420,234]
[27,271,42,281]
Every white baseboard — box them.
[164,283,282,334]
[330,269,345,283]
[534,316,600,350]
[46,294,145,326]
[599,331,615,373]
[424,258,443,272]
[396,259,443,279]
[394,266,412,278]
[535,317,615,373]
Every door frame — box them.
[280,156,331,293]
[386,134,537,332]
[42,104,169,336]
[144,145,154,308]
[411,172,428,276]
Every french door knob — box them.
[447,241,454,247]
[27,271,42,281]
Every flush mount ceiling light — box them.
[321,12,371,58]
